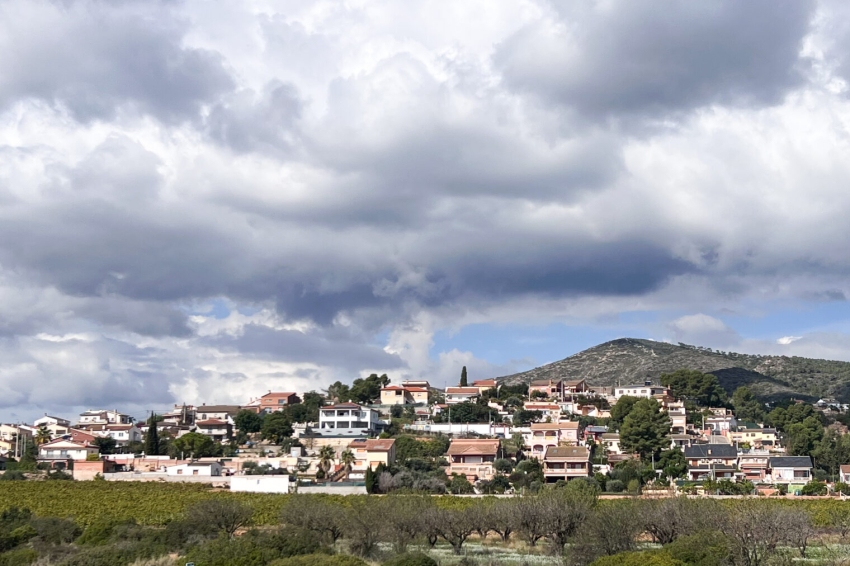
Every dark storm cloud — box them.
[0,1,233,122]
[208,324,405,370]
[494,0,815,118]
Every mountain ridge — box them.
[496,338,850,401]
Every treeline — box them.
[5,489,850,566]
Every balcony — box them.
[448,463,495,481]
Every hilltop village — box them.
[1,369,847,496]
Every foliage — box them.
[492,458,514,473]
[512,409,543,426]
[589,550,684,566]
[657,448,687,479]
[620,398,671,459]
[731,386,766,423]
[235,410,264,434]
[93,436,117,455]
[144,415,160,455]
[766,402,819,432]
[609,396,640,430]
[186,499,253,538]
[785,416,824,456]
[348,374,390,404]
[0,471,25,482]
[459,366,467,387]
[393,435,449,463]
[261,413,294,445]
[660,369,727,407]
[169,432,217,459]
[184,528,326,566]
[0,548,37,566]
[439,402,498,423]
[664,530,732,566]
[446,474,474,495]
[270,555,367,566]
[382,552,437,566]
[800,480,828,496]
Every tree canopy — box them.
[660,369,727,407]
[620,399,671,460]
[261,412,294,445]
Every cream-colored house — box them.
[524,421,580,459]
[38,438,98,465]
[348,438,396,477]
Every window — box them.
[177,469,183,475]
[278,399,286,404]
[193,469,199,476]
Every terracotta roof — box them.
[446,439,500,456]
[840,464,850,474]
[196,419,228,426]
[197,405,241,413]
[531,421,579,430]
[563,379,586,386]
[364,439,395,451]
[261,392,297,398]
[544,445,590,460]
[472,379,497,387]
[530,379,558,386]
[323,402,363,409]
[445,387,479,394]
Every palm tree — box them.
[35,426,51,446]
[318,445,336,479]
[340,449,356,480]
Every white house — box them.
[318,403,383,436]
[613,383,668,400]
[166,462,223,476]
[38,438,98,463]
[231,476,290,493]
[33,415,71,439]
[77,409,132,425]
[767,456,813,484]
[444,387,480,405]
[195,405,240,422]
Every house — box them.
[583,425,608,443]
[522,402,562,421]
[613,382,668,401]
[600,433,622,456]
[254,392,301,414]
[0,424,33,456]
[38,438,98,467]
[194,419,233,442]
[669,434,695,450]
[162,405,196,426]
[33,415,71,439]
[401,380,431,390]
[667,402,687,434]
[767,456,813,484]
[445,387,480,405]
[839,464,850,484]
[318,403,384,436]
[684,444,738,481]
[67,429,98,445]
[166,461,223,477]
[542,445,591,482]
[446,439,501,482]
[196,405,241,422]
[525,422,580,459]
[726,428,778,450]
[77,423,143,446]
[77,409,132,426]
[705,414,737,433]
[529,379,564,401]
[563,379,590,395]
[738,450,771,481]
[231,476,290,493]
[380,385,428,405]
[348,438,396,476]
[471,379,499,394]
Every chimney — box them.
[644,380,652,386]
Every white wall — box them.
[231,476,290,493]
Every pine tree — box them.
[365,466,376,494]
[620,398,670,460]
[144,414,160,456]
[460,366,468,387]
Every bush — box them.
[801,480,828,496]
[77,517,137,546]
[0,548,38,566]
[605,479,625,493]
[183,528,326,566]
[30,517,81,545]
[382,552,438,566]
[834,481,850,495]
[664,531,732,566]
[269,555,368,566]
[589,550,684,566]
[0,471,26,481]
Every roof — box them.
[684,444,737,459]
[563,379,586,386]
[196,419,229,426]
[445,387,480,394]
[197,405,241,413]
[769,456,813,468]
[382,385,428,393]
[261,392,297,398]
[585,426,608,433]
[40,438,93,449]
[446,439,500,456]
[322,402,363,409]
[840,464,850,474]
[531,421,579,430]
[472,379,497,387]
[544,445,590,460]
[530,379,558,386]
[600,433,620,440]
[364,439,395,451]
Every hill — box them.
[496,338,850,401]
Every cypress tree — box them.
[145,414,160,456]
[460,366,468,387]
[365,466,376,494]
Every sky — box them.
[3,0,850,422]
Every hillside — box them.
[496,338,850,401]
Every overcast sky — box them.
[4,0,850,422]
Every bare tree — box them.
[571,500,641,562]
[483,498,518,542]
[342,497,386,557]
[187,499,253,539]
[542,488,595,552]
[786,508,815,559]
[720,500,800,566]
[432,507,477,554]
[381,496,434,553]
[280,494,343,543]
[515,496,547,547]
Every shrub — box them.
[183,528,326,566]
[605,479,625,493]
[627,479,641,494]
[77,517,137,546]
[30,517,81,545]
[664,531,732,566]
[0,471,26,481]
[382,552,438,566]
[269,555,368,566]
[0,548,38,566]
[834,481,850,495]
[589,550,684,566]
[801,480,828,496]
